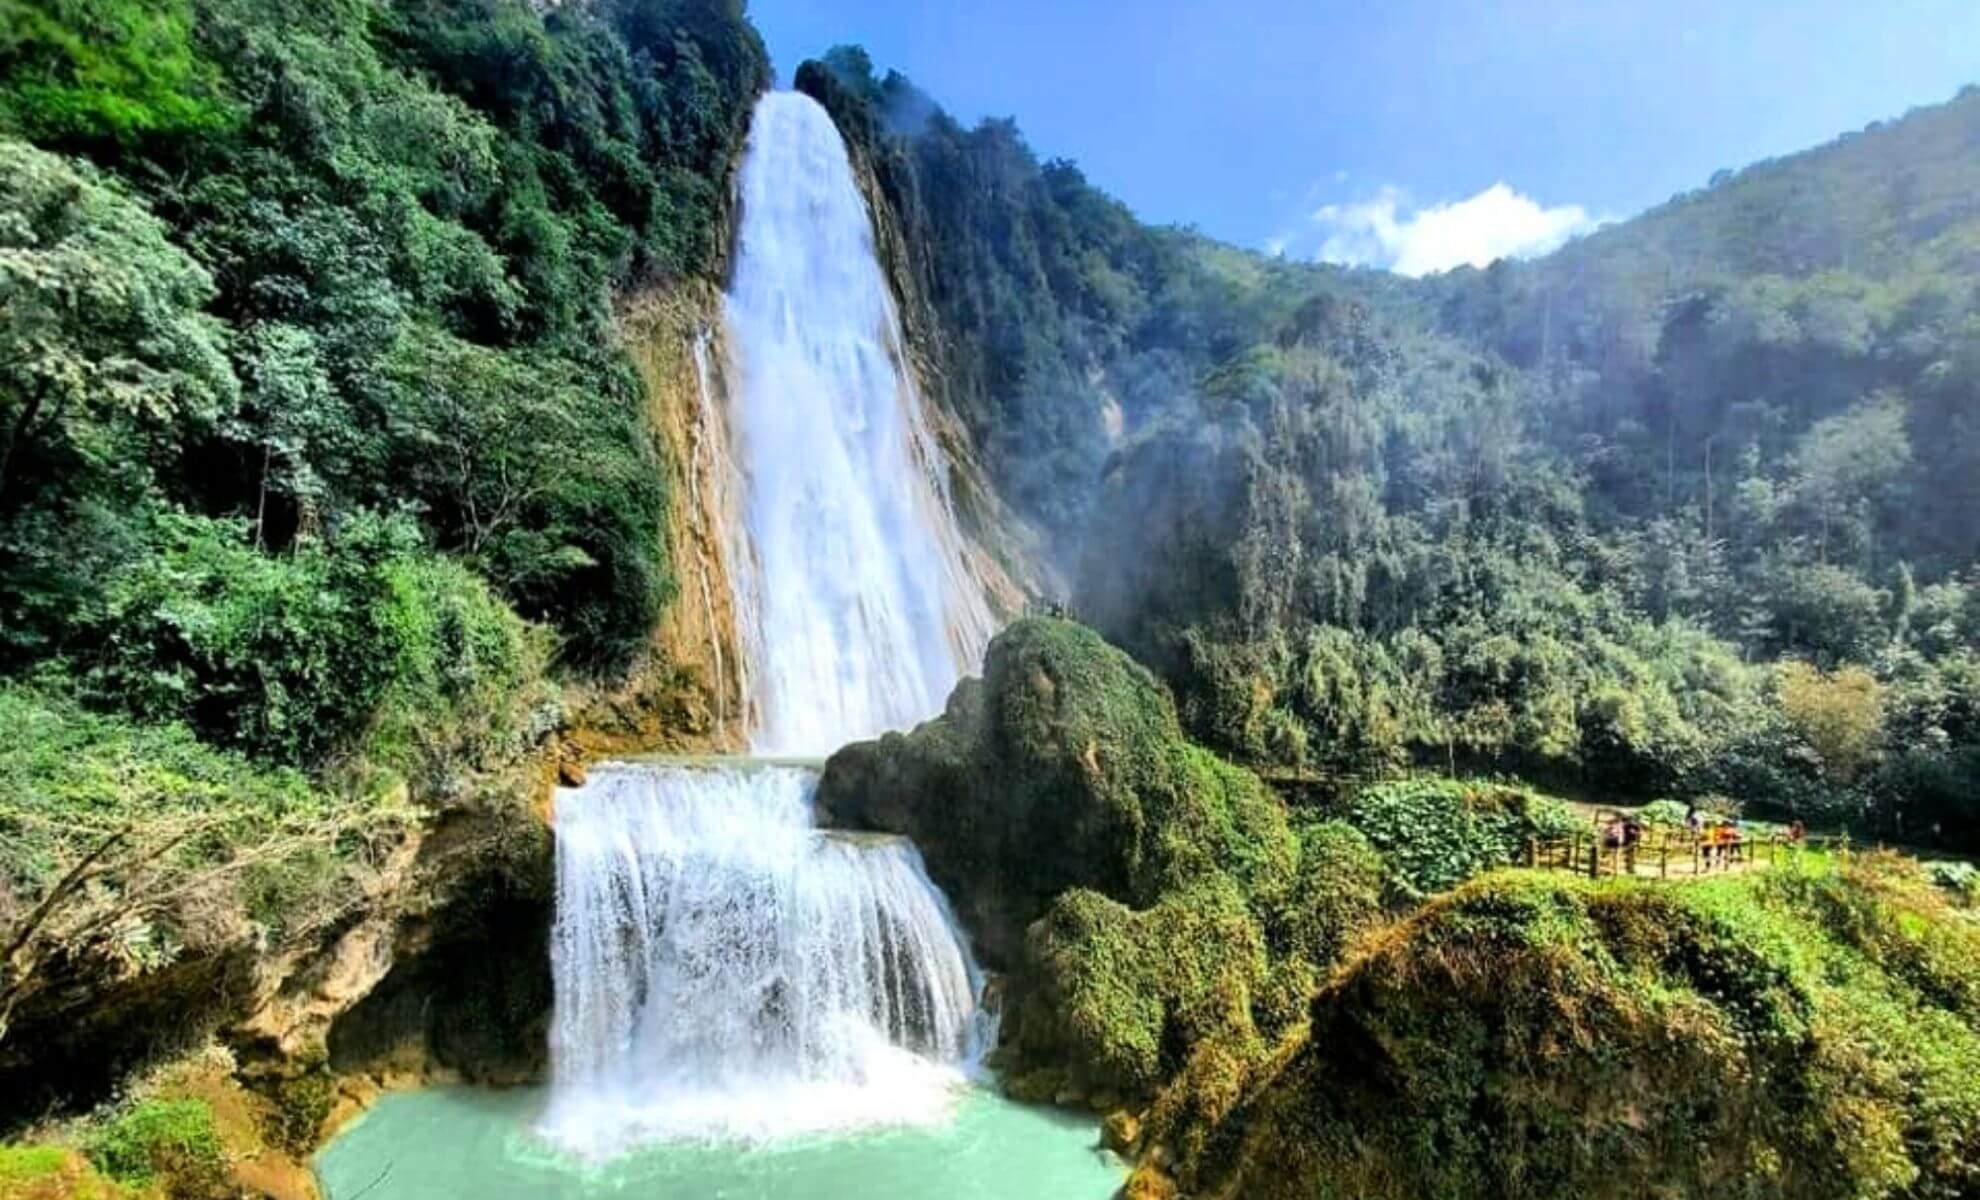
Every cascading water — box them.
[723,91,995,755]
[541,764,985,1154]
[543,91,998,1157]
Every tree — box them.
[0,139,235,507]
[0,0,232,145]
[1777,660,1885,784]
[1788,391,1911,565]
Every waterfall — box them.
[722,90,994,756]
[542,765,985,1155]
[544,92,998,1155]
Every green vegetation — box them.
[82,1099,224,1195]
[821,619,1393,1104]
[819,619,1301,957]
[824,620,1980,1199]
[0,0,232,145]
[0,1142,131,1198]
[805,57,1980,851]
[0,0,765,1104]
[4,3,1980,1191]
[0,685,407,1046]
[0,0,769,723]
[80,509,550,773]
[1328,777,1579,895]
[1159,854,1980,1200]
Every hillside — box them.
[805,56,1980,848]
[1429,85,1980,567]
[0,6,1978,1198]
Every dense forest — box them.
[3,3,1980,1197]
[0,0,765,857]
[0,0,767,1100]
[806,52,1980,848]
[1,0,764,715]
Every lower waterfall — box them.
[541,763,987,1155]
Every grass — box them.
[0,1144,131,1198]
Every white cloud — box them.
[1308,183,1599,276]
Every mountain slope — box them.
[807,56,1980,846]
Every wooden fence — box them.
[1526,825,1841,881]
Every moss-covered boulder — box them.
[818,619,1388,1101]
[1181,855,1980,1200]
[0,1144,132,1199]
[818,618,1297,961]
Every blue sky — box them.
[747,0,1980,274]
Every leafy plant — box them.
[1333,777,1577,895]
[83,1099,226,1194]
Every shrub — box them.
[1925,861,1980,906]
[1777,660,1885,784]
[1639,798,1690,826]
[83,1099,226,1195]
[80,509,547,771]
[1331,777,1577,894]
[0,681,406,1031]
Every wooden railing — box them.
[1525,826,1840,880]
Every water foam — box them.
[544,765,985,1154]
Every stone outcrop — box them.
[817,618,1386,1116]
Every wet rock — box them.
[1003,1066,1067,1105]
[1102,1109,1141,1154]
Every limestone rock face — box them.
[0,797,554,1127]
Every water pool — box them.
[314,1085,1123,1199]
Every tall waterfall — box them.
[544,92,997,1156]
[723,91,994,756]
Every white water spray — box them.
[723,91,994,756]
[543,764,985,1154]
[544,92,998,1154]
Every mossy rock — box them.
[820,619,1390,1103]
[1186,858,1980,1200]
[1009,880,1269,1096]
[1101,1109,1141,1154]
[0,1144,134,1199]
[81,1099,229,1199]
[818,618,1298,965]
